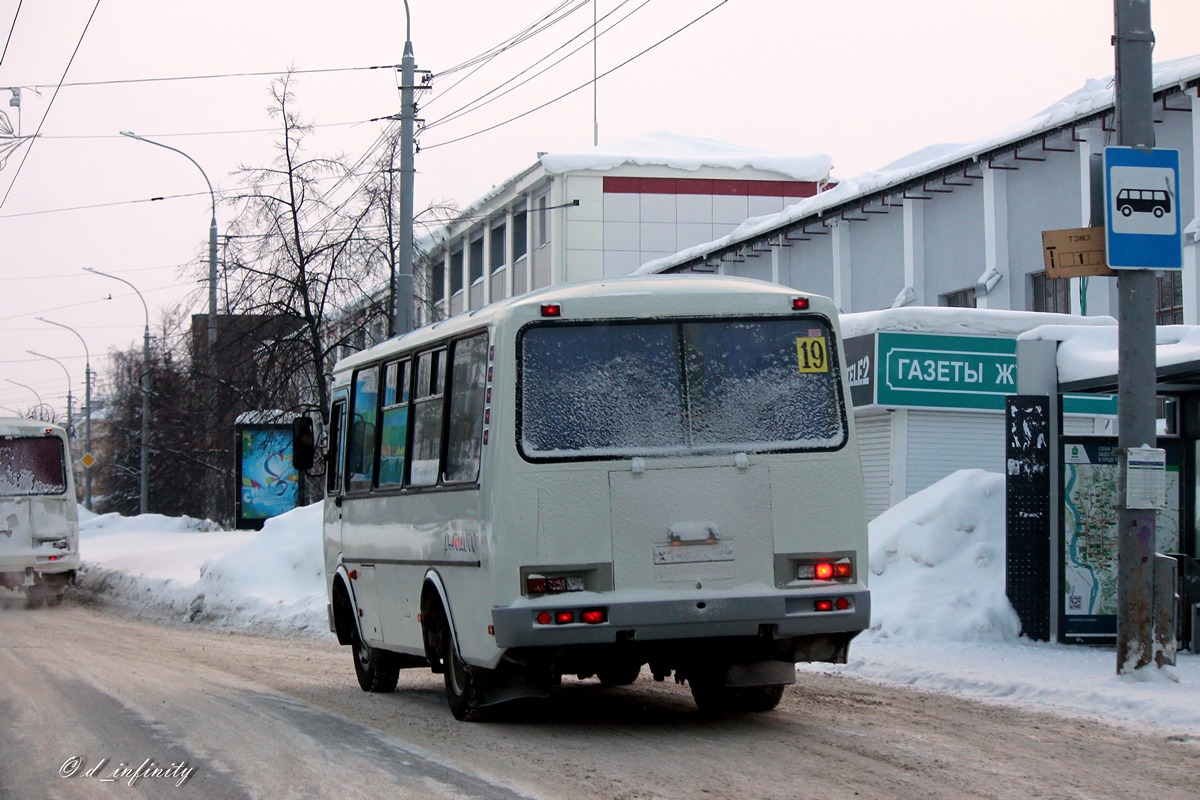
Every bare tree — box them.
[218,75,384,420]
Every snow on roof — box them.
[1021,323,1200,385]
[638,54,1200,275]
[539,131,832,182]
[840,306,1116,340]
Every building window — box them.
[513,210,528,261]
[536,194,549,246]
[941,287,976,308]
[430,260,445,306]
[489,223,506,274]
[1156,271,1183,325]
[469,235,484,284]
[1030,272,1070,314]
[450,249,464,295]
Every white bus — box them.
[298,275,870,720]
[0,417,80,607]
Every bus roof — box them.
[0,417,68,438]
[334,274,835,376]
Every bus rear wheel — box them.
[690,676,785,714]
[444,638,486,721]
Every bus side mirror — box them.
[293,416,315,472]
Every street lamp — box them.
[85,267,151,515]
[27,350,72,433]
[37,317,93,510]
[5,377,47,421]
[119,131,218,351]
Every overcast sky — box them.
[2,0,1199,419]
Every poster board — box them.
[235,424,300,530]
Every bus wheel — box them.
[597,662,642,687]
[736,684,785,712]
[444,640,486,722]
[351,628,400,693]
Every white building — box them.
[418,131,833,322]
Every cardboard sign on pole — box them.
[1042,227,1114,278]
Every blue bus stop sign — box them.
[1104,146,1182,270]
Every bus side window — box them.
[444,334,489,483]
[327,399,346,494]
[347,366,380,492]
[378,359,411,487]
[409,349,446,486]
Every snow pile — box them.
[865,469,1021,642]
[539,131,832,182]
[77,504,327,636]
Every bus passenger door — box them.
[324,398,348,571]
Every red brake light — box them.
[814,562,834,580]
[536,611,552,625]
[581,609,606,625]
[791,296,810,311]
[836,597,850,611]
[815,599,834,612]
[833,562,853,579]
[555,610,576,625]
[541,303,562,317]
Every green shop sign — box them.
[877,332,1016,410]
[843,331,1119,414]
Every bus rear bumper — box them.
[491,586,870,650]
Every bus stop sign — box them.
[1104,146,1182,270]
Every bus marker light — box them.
[581,609,606,625]
[535,611,552,625]
[347,570,357,580]
[555,610,576,625]
[541,303,562,317]
[791,297,810,311]
[836,597,850,611]
[814,599,834,612]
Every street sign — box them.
[80,452,96,469]
[876,332,1016,411]
[1041,227,1114,278]
[1104,146,1182,269]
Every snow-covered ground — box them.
[74,471,1200,740]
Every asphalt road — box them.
[1,601,1195,800]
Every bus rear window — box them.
[518,317,846,460]
[0,436,67,495]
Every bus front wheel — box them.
[351,628,400,693]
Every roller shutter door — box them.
[904,411,1004,498]
[855,414,893,520]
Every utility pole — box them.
[395,0,416,337]
[1113,0,1158,674]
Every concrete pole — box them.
[395,1,416,336]
[86,267,150,514]
[1113,0,1159,673]
[38,317,91,510]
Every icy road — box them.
[0,603,1194,800]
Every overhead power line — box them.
[423,0,731,151]
[19,63,398,90]
[0,0,101,210]
[422,0,649,134]
[1,0,21,66]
